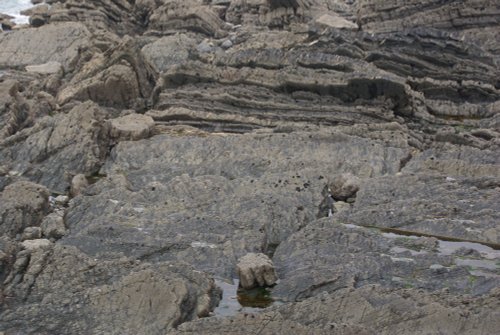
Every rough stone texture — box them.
[21,227,42,240]
[0,101,110,192]
[335,174,500,244]
[0,245,220,335]
[141,34,198,73]
[109,113,155,141]
[56,38,156,110]
[60,130,407,280]
[70,174,89,198]
[328,173,361,201]
[40,213,66,239]
[25,61,62,75]
[236,253,277,289]
[0,23,90,70]
[21,238,52,251]
[0,181,49,238]
[273,219,500,302]
[1,0,499,333]
[174,286,500,335]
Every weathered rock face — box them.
[0,0,499,334]
[61,130,407,280]
[335,174,500,244]
[357,0,500,35]
[0,23,90,70]
[0,181,49,238]
[0,244,220,335]
[273,219,500,302]
[0,101,110,192]
[173,285,500,335]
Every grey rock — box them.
[21,238,52,251]
[0,245,220,335]
[25,61,62,75]
[174,285,500,335]
[0,101,110,193]
[0,0,499,333]
[221,39,233,49]
[21,227,42,240]
[56,38,155,110]
[60,130,407,280]
[272,219,500,302]
[236,253,277,289]
[141,35,197,73]
[0,181,49,238]
[334,174,500,244]
[70,174,89,198]
[40,213,66,239]
[109,114,155,141]
[328,173,361,201]
[0,23,90,70]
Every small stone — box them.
[197,40,214,53]
[329,173,361,201]
[236,253,278,289]
[41,213,66,239]
[109,114,155,141]
[22,227,42,240]
[54,195,69,206]
[71,174,89,197]
[21,239,52,251]
[25,61,63,75]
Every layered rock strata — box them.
[0,0,499,334]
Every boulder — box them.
[236,253,278,289]
[40,213,66,239]
[328,173,361,201]
[109,114,155,141]
[0,181,49,238]
[21,238,52,251]
[21,227,42,240]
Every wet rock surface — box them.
[0,0,499,334]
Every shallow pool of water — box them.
[213,279,278,317]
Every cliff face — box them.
[0,1,499,334]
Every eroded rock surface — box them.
[1,0,499,334]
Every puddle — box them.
[439,241,500,260]
[342,223,499,271]
[213,279,277,317]
[366,226,500,251]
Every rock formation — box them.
[236,253,278,289]
[0,0,499,334]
